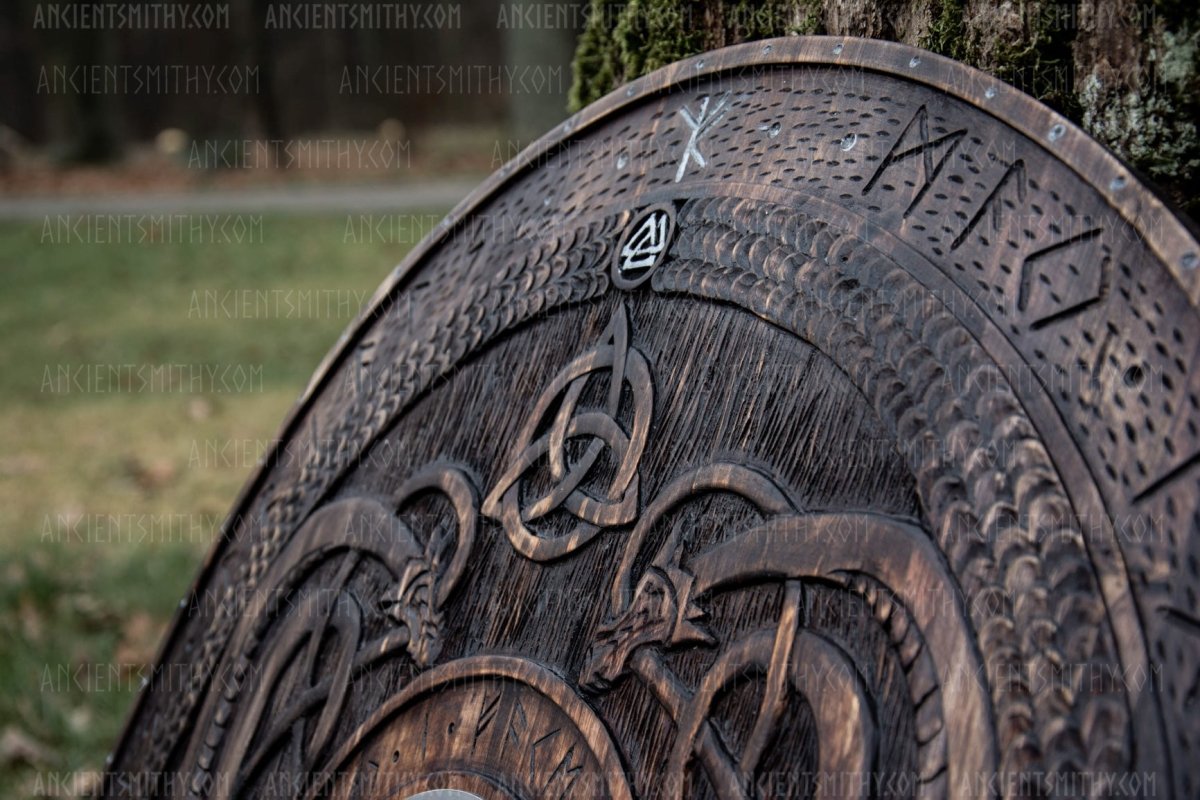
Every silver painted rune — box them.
[675,92,731,182]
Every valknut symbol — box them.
[613,204,675,289]
[483,305,652,561]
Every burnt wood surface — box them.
[106,37,1200,799]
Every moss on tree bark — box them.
[569,0,1199,214]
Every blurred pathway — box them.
[0,178,480,220]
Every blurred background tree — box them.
[0,0,576,166]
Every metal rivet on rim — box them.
[1048,123,1066,142]
[626,86,635,97]
[909,55,921,67]
[840,132,858,151]
[833,43,844,55]
[1110,175,1127,191]
[1183,253,1199,270]
[985,86,997,99]
[695,59,705,69]
[762,44,772,54]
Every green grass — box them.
[0,213,440,794]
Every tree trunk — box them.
[569,0,1199,215]
[504,1,581,144]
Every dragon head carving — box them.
[381,554,443,668]
[580,563,712,691]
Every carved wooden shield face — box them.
[109,37,1200,800]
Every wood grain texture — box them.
[106,37,1200,799]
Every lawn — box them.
[0,212,440,795]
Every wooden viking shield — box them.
[106,37,1200,799]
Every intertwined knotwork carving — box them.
[193,464,477,800]
[483,304,652,560]
[575,452,971,797]
[482,306,965,797]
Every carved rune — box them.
[675,92,731,182]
